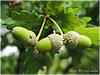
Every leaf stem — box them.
[49,17,63,36]
[37,17,46,41]
[46,65,49,74]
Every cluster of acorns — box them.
[12,27,91,66]
[12,27,91,52]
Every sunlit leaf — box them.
[74,27,99,45]
[57,11,86,33]
[81,17,92,24]
[67,8,79,15]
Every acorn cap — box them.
[63,31,79,49]
[48,34,63,50]
[24,31,37,46]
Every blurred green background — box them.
[1,0,99,74]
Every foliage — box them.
[74,27,99,45]
[1,0,99,74]
[1,54,18,74]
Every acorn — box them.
[12,27,37,46]
[36,34,63,52]
[63,31,91,49]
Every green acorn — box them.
[12,27,37,46]
[63,31,91,49]
[36,34,63,52]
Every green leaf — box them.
[41,1,49,7]
[38,52,52,66]
[57,11,86,33]
[19,51,26,74]
[86,24,98,28]
[26,46,34,56]
[5,10,44,34]
[86,24,97,28]
[44,1,65,16]
[1,7,9,20]
[24,53,43,74]
[81,17,92,23]
[19,47,43,74]
[74,27,99,45]
[67,8,79,15]
[11,10,43,20]
[68,49,83,66]
[50,50,59,61]
[6,17,23,29]
[40,26,53,39]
